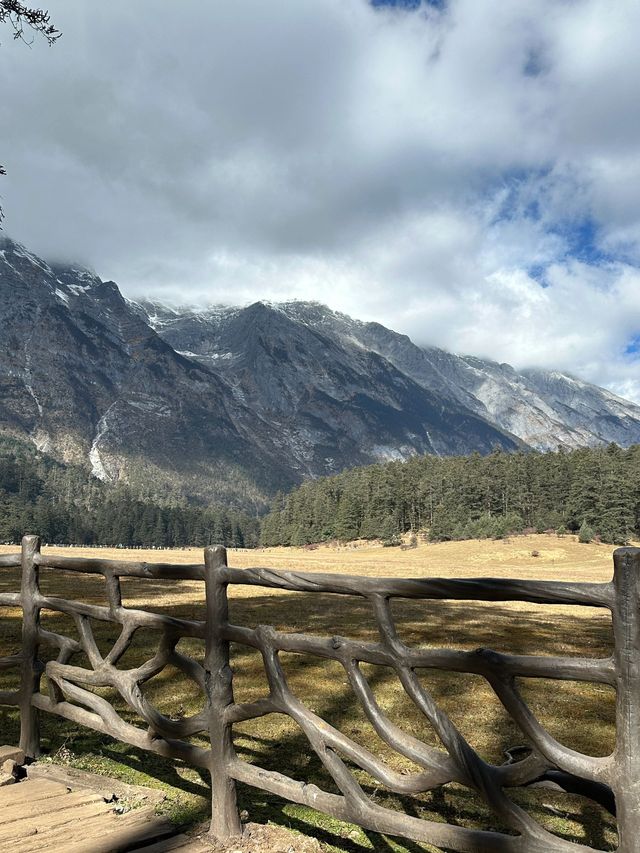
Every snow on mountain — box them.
[2,236,639,512]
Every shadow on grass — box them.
[0,581,618,852]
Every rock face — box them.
[263,301,640,452]
[0,239,292,508]
[2,237,639,508]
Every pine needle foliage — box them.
[261,444,640,546]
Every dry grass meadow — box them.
[0,534,631,851]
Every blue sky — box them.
[0,0,639,401]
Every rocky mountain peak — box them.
[2,240,640,510]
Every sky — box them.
[1,0,639,402]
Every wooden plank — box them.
[17,812,123,853]
[16,806,174,853]
[0,779,69,808]
[0,797,113,843]
[60,807,175,853]
[0,779,176,852]
[0,789,104,826]
[27,761,166,806]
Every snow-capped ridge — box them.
[2,236,640,512]
[133,295,640,452]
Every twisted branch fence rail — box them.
[0,535,637,851]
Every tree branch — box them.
[0,2,60,225]
[0,1,61,46]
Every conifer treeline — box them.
[3,434,640,549]
[0,437,259,548]
[260,444,640,546]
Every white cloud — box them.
[0,0,639,400]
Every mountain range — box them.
[2,236,639,510]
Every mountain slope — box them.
[136,298,520,469]
[0,239,294,509]
[265,302,640,451]
[3,237,639,511]
[0,239,518,508]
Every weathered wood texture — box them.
[0,776,180,851]
[0,536,637,851]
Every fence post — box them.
[612,546,640,851]
[19,534,41,759]
[204,545,242,840]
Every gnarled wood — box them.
[222,565,614,607]
[19,535,41,759]
[204,545,242,840]
[611,547,640,852]
[0,538,635,851]
[35,552,205,581]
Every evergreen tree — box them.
[260,443,640,547]
[578,521,595,543]
[598,444,634,543]
[335,486,362,541]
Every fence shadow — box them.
[0,547,623,852]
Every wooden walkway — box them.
[0,777,210,852]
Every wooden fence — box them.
[0,535,638,852]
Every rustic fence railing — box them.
[0,535,637,851]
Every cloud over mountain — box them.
[1,0,639,399]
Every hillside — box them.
[143,298,640,452]
[2,236,640,510]
[0,434,258,547]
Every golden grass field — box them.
[0,534,632,851]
